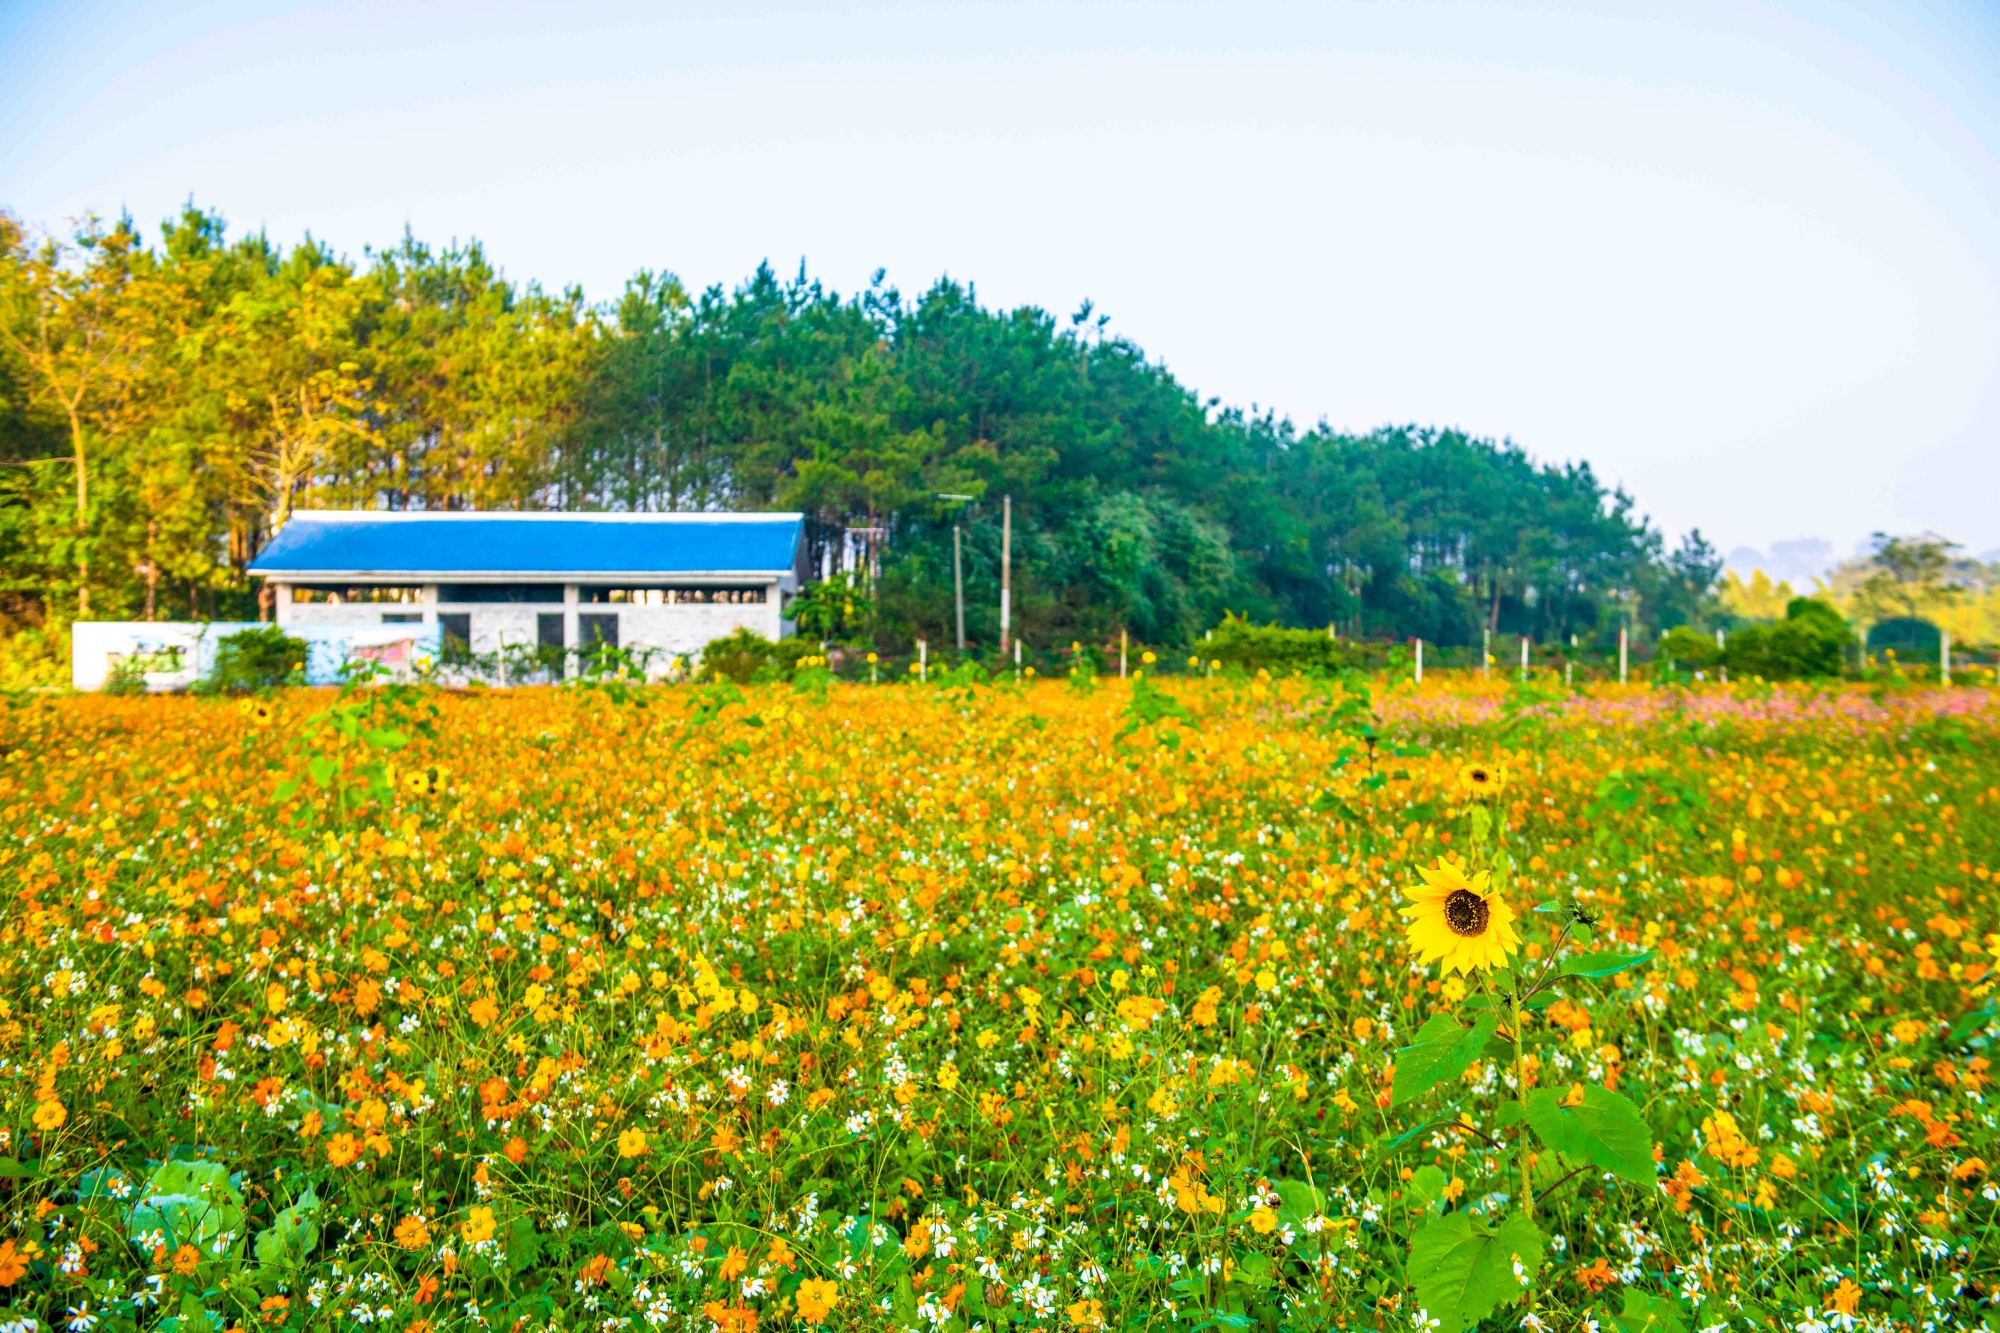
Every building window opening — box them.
[580,585,766,605]
[292,585,423,605]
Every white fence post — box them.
[918,639,927,682]
[1414,637,1424,685]
[1618,627,1628,685]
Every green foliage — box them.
[1203,617,1385,674]
[272,662,437,823]
[698,627,819,683]
[124,1158,246,1261]
[2,206,1714,653]
[202,626,305,693]
[1866,615,1942,657]
[252,1185,322,1283]
[1392,1010,1499,1107]
[0,625,66,688]
[1523,1085,1656,1187]
[1657,625,1720,670]
[1723,598,1849,679]
[1406,1209,1544,1333]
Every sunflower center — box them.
[1469,769,1488,783]
[1443,889,1490,937]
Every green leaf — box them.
[1272,1178,1322,1224]
[1406,1209,1544,1333]
[1524,1086,1655,1186]
[1408,1164,1447,1214]
[1605,1289,1689,1333]
[253,1186,321,1279]
[1561,950,1655,979]
[1392,1009,1498,1107]
[307,756,339,788]
[125,1159,246,1261]
[1374,1118,1444,1160]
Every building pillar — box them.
[563,585,580,677]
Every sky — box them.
[4,0,1997,573]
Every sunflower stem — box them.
[1512,991,1535,1226]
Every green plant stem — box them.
[1511,992,1534,1226]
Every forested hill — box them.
[0,206,1719,649]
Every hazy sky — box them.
[4,0,1997,566]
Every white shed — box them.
[248,510,804,667]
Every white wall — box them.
[274,580,785,677]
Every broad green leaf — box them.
[1606,1288,1689,1333]
[1525,1086,1655,1186]
[1406,1209,1544,1333]
[1409,1164,1447,1214]
[253,1186,321,1277]
[1561,950,1655,979]
[1272,1178,1322,1223]
[1392,1009,1498,1107]
[126,1159,246,1261]
[307,756,338,788]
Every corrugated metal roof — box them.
[250,511,802,578]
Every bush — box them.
[205,626,307,693]
[1202,617,1388,674]
[1658,626,1721,670]
[0,627,67,690]
[698,628,819,683]
[1724,599,1849,680]
[1865,616,1942,659]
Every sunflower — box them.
[1402,857,1521,975]
[1457,762,1506,800]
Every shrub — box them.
[699,628,819,683]
[1202,616,1388,674]
[1658,626,1721,670]
[1724,599,1849,680]
[205,626,307,693]
[0,627,67,690]
[1865,616,1942,659]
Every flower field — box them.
[2,673,1998,1332]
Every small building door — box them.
[440,613,471,654]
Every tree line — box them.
[0,204,1720,654]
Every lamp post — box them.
[937,493,976,653]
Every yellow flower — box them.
[393,1214,430,1250]
[796,1277,840,1324]
[617,1127,648,1159]
[1401,858,1521,976]
[1457,762,1506,800]
[461,1205,496,1245]
[32,1100,65,1132]
[1248,1206,1277,1234]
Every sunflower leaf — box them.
[1561,950,1655,979]
[1524,1086,1655,1186]
[1391,1009,1499,1107]
[1406,1208,1544,1333]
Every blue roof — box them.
[250,512,802,578]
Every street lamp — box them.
[937,493,976,651]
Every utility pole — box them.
[953,524,965,652]
[999,494,1013,655]
[936,493,976,655]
